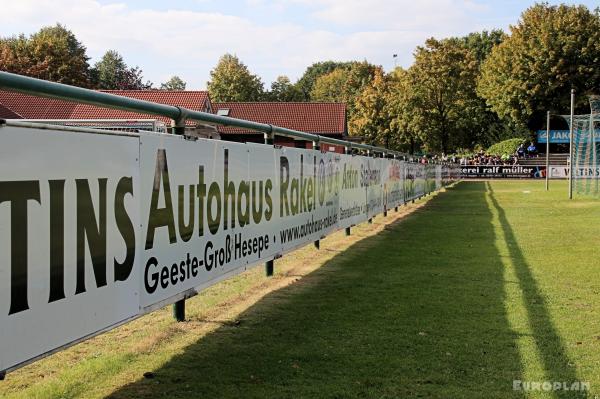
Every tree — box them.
[92,50,126,89]
[385,68,423,153]
[295,61,352,100]
[92,50,153,90]
[265,75,302,101]
[451,30,527,147]
[160,76,186,90]
[310,68,351,103]
[0,35,30,75]
[207,54,264,102]
[457,30,505,65]
[0,24,91,87]
[478,4,600,130]
[120,66,153,90]
[406,38,480,153]
[349,69,391,145]
[311,61,381,123]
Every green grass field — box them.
[2,180,600,398]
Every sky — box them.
[1,0,598,89]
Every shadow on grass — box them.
[486,183,585,399]
[108,182,524,399]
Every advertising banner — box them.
[549,165,600,178]
[537,130,571,144]
[138,135,285,311]
[0,124,458,374]
[274,146,340,254]
[382,158,404,212]
[461,165,598,179]
[404,163,426,202]
[460,165,546,178]
[414,164,426,198]
[365,157,383,219]
[537,130,600,144]
[338,154,369,229]
[0,126,140,373]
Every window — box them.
[217,109,230,116]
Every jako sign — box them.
[0,123,457,374]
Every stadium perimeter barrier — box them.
[0,71,460,377]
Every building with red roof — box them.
[0,89,213,128]
[0,102,22,119]
[0,89,348,150]
[212,102,347,152]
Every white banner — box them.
[549,165,600,179]
[405,163,426,201]
[382,158,404,211]
[0,126,140,373]
[365,157,383,219]
[275,147,340,254]
[338,154,369,228]
[0,124,458,374]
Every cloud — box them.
[0,0,499,89]
[292,0,482,30]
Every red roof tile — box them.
[0,90,212,126]
[212,102,346,135]
[0,91,76,119]
[0,102,22,119]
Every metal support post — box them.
[382,152,387,217]
[313,139,320,247]
[171,117,186,321]
[344,145,352,236]
[592,111,598,193]
[171,117,186,135]
[545,111,550,191]
[173,298,185,322]
[569,89,575,199]
[393,154,398,212]
[265,260,274,276]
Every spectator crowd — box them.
[458,142,538,166]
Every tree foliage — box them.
[452,29,529,147]
[310,68,351,103]
[405,38,480,153]
[478,4,600,130]
[160,75,186,90]
[311,61,381,126]
[457,30,505,65]
[385,68,423,153]
[487,138,525,156]
[349,68,391,145]
[207,54,264,102]
[3,5,597,155]
[0,24,91,87]
[0,35,30,75]
[265,75,303,101]
[91,50,152,90]
[295,61,352,100]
